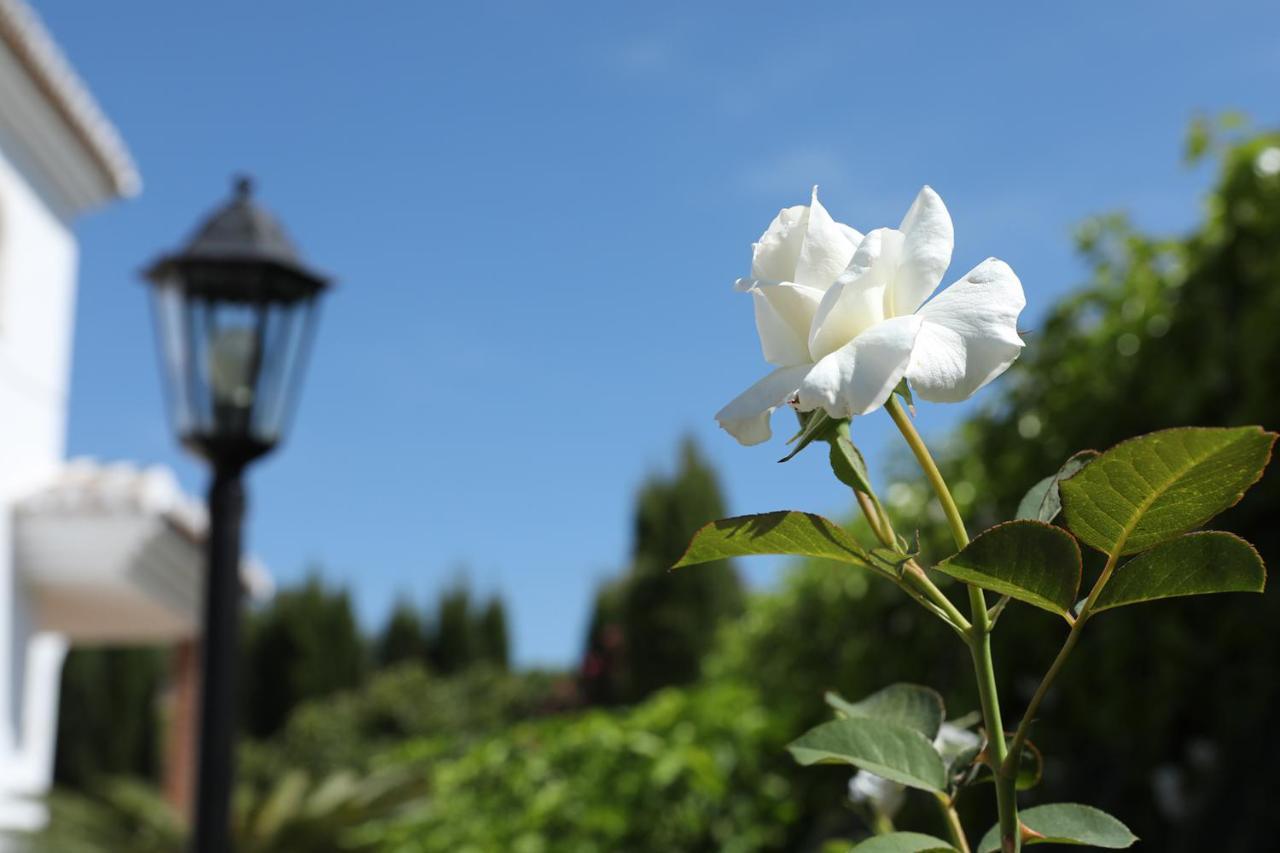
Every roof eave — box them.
[0,0,139,212]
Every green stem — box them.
[1004,549,1121,773]
[936,794,972,853]
[968,591,1018,852]
[856,490,895,549]
[884,397,969,549]
[885,396,1020,853]
[849,467,970,635]
[906,563,972,634]
[871,810,896,836]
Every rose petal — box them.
[892,185,954,316]
[750,282,825,367]
[716,365,814,446]
[838,222,865,248]
[797,314,923,418]
[807,228,903,362]
[906,258,1025,402]
[794,187,860,291]
[750,205,808,282]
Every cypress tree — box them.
[477,597,510,669]
[613,437,743,701]
[376,599,428,668]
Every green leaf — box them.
[978,803,1136,851]
[1093,531,1266,612]
[1015,474,1055,523]
[674,511,881,574]
[893,378,915,409]
[829,427,874,494]
[1060,426,1275,556]
[780,409,837,463]
[851,832,956,852]
[788,717,949,792]
[1012,738,1044,791]
[1016,451,1098,522]
[825,683,945,740]
[934,521,1082,617]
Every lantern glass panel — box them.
[150,270,319,454]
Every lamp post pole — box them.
[194,462,246,853]
[143,176,330,852]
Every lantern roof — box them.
[144,176,330,292]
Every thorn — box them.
[1021,823,1047,843]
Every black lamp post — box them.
[143,176,329,852]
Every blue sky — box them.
[39,0,1278,666]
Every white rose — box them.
[717,187,1026,445]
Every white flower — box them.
[933,721,983,761]
[717,187,1026,445]
[848,769,906,815]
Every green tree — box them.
[426,582,477,675]
[239,662,565,785]
[424,580,512,674]
[476,597,510,670]
[54,648,166,789]
[242,573,366,738]
[375,600,427,668]
[580,579,626,705]
[594,437,744,702]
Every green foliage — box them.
[234,767,422,853]
[375,600,427,668]
[592,437,744,703]
[1092,531,1265,612]
[55,648,166,789]
[243,574,366,738]
[934,521,1082,617]
[788,716,948,792]
[791,684,957,796]
[1015,451,1097,523]
[241,662,564,785]
[676,511,880,575]
[706,550,956,720]
[691,132,1280,851]
[1059,426,1275,556]
[580,579,626,705]
[425,581,510,674]
[851,832,956,852]
[780,409,838,463]
[427,582,477,674]
[705,549,970,848]
[830,427,876,495]
[825,684,945,741]
[477,597,511,669]
[977,804,1136,851]
[1010,740,1043,793]
[29,768,423,853]
[934,128,1280,849]
[31,778,183,853]
[370,682,795,852]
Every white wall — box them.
[0,139,79,826]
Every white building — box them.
[0,0,262,834]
